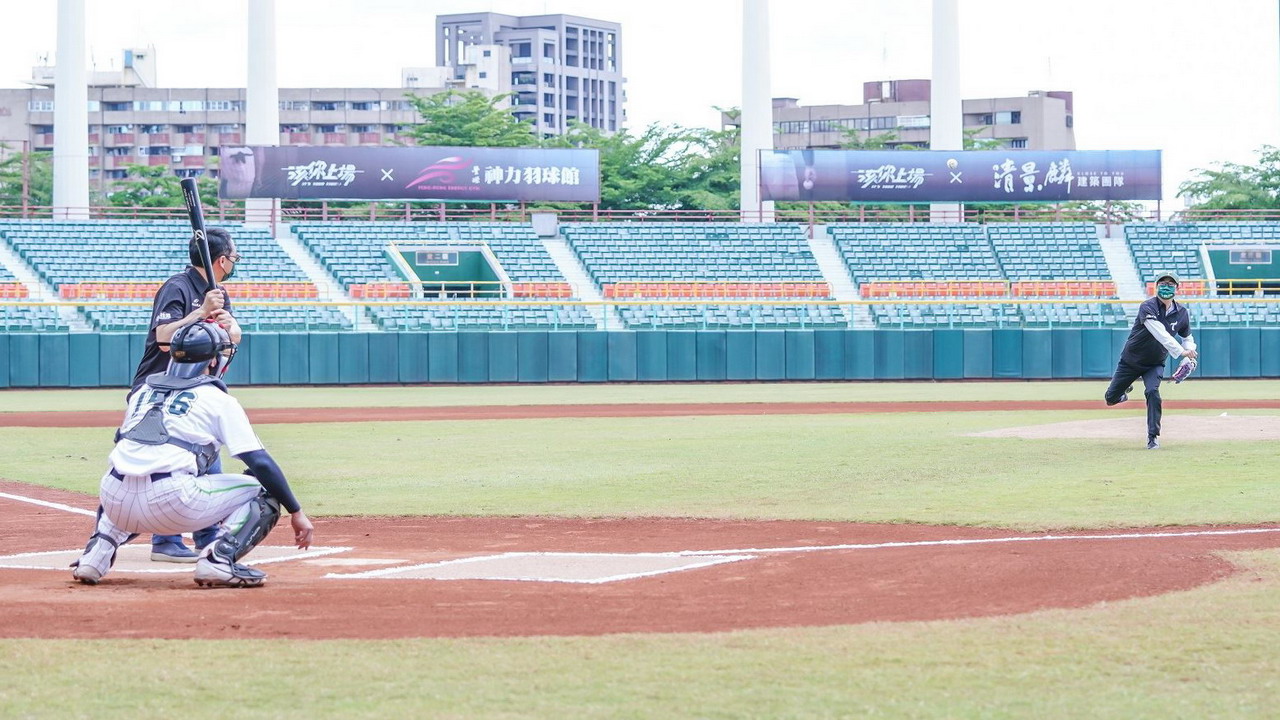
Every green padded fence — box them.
[2,328,1279,388]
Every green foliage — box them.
[403,89,537,148]
[0,147,52,206]
[1178,145,1280,211]
[103,164,217,208]
[545,121,739,210]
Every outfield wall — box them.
[1,328,1277,388]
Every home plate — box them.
[324,551,756,584]
[0,545,350,575]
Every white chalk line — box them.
[0,491,96,517]
[676,527,1280,556]
[0,546,353,573]
[325,551,755,584]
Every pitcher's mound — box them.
[970,414,1280,441]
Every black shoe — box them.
[1147,436,1160,450]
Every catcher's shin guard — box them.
[212,491,281,562]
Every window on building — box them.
[543,93,555,108]
[105,146,131,156]
[513,42,532,58]
[1066,115,1074,128]
[280,100,310,111]
[87,100,100,112]
[565,55,578,67]
[139,124,166,134]
[106,169,128,179]
[1009,138,1028,149]
[28,100,54,112]
[478,71,487,79]
[898,115,930,129]
[34,125,53,134]
[543,73,555,87]
[106,125,133,134]
[482,49,491,57]
[565,77,579,91]
[544,43,556,58]
[102,101,130,112]
[316,124,344,133]
[351,125,373,133]
[543,113,555,127]
[313,101,343,111]
[211,124,237,133]
[996,111,1021,125]
[351,101,377,111]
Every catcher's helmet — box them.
[167,321,236,379]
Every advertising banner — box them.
[759,149,1161,202]
[219,145,601,202]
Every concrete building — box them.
[0,46,510,194]
[725,80,1076,151]
[436,12,625,136]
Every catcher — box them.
[71,321,313,587]
[1104,270,1197,449]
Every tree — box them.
[544,121,739,211]
[105,164,218,208]
[1178,146,1280,211]
[0,147,53,207]
[403,90,537,148]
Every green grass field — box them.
[2,380,1279,718]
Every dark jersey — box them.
[1120,297,1190,367]
[130,267,232,390]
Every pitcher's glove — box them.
[1172,355,1197,384]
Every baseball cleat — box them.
[151,541,199,563]
[72,564,102,585]
[194,557,266,588]
[1147,436,1160,450]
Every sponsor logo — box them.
[405,156,473,190]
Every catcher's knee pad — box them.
[213,491,281,562]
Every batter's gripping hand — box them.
[1172,356,1197,384]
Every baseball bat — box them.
[180,177,217,294]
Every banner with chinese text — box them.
[218,146,600,202]
[759,150,1161,202]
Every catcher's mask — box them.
[167,321,237,379]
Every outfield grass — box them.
[3,406,1276,528]
[4,549,1279,719]
[1,378,1278,413]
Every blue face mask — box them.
[1157,284,1176,299]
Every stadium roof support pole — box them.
[53,0,89,220]
[930,0,962,223]
[741,0,775,223]
[246,0,280,229]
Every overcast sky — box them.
[2,0,1276,207]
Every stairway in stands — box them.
[542,233,625,330]
[806,225,872,328]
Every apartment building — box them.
[436,12,625,136]
[725,79,1076,151]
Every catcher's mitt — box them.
[1172,355,1197,384]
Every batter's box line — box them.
[324,551,756,584]
[0,545,353,573]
